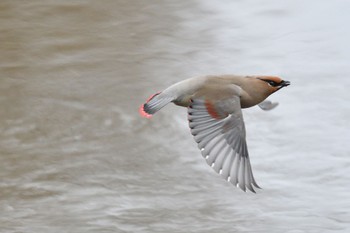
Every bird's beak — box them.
[278,80,290,89]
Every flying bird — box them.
[139,75,290,193]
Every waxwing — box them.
[140,75,290,193]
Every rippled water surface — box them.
[1,1,349,232]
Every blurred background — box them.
[0,0,349,232]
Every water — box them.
[1,0,349,232]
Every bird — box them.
[139,75,290,193]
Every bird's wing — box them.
[188,93,260,193]
[258,100,279,111]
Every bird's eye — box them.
[265,80,280,87]
[258,78,281,87]
[268,81,277,86]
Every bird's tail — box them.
[139,92,174,118]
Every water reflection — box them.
[1,0,349,232]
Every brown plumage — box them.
[139,75,290,192]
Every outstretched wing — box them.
[258,100,279,111]
[188,96,260,192]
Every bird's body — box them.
[140,75,290,192]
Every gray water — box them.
[1,1,349,232]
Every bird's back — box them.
[167,75,245,107]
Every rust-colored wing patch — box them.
[205,100,222,119]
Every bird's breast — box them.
[239,90,262,108]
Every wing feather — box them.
[212,144,230,173]
[229,151,240,186]
[221,149,235,180]
[204,135,225,164]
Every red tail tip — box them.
[139,104,152,118]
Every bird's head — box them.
[257,76,290,93]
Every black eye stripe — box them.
[261,79,280,87]
[257,78,284,87]
[268,80,277,86]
